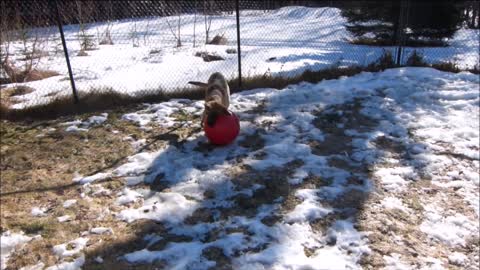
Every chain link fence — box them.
[1,0,479,112]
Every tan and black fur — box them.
[188,72,230,127]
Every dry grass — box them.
[406,50,428,67]
[228,66,366,93]
[404,50,479,74]
[0,64,392,122]
[0,87,203,121]
[2,68,59,83]
[431,62,462,73]
[194,51,225,62]
[3,66,368,122]
[0,109,173,269]
[350,37,448,47]
[229,51,399,93]
[207,34,228,45]
[0,86,36,107]
[4,86,35,97]
[225,48,237,54]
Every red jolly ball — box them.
[204,112,240,145]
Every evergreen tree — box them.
[342,0,464,47]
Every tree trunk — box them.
[472,3,479,28]
[193,0,197,47]
[177,15,182,47]
[392,3,401,45]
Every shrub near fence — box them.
[0,0,478,119]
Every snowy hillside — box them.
[2,6,479,109]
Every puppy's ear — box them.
[188,81,208,87]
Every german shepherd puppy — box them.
[188,72,230,127]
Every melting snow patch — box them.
[125,175,145,186]
[113,151,160,177]
[57,215,72,223]
[234,220,369,270]
[420,204,477,247]
[116,188,143,205]
[86,113,108,126]
[121,102,185,127]
[65,125,89,133]
[124,242,211,269]
[63,199,77,208]
[143,234,164,248]
[1,231,32,270]
[117,192,198,224]
[45,254,85,270]
[383,253,412,270]
[90,227,114,235]
[19,262,45,270]
[380,197,411,213]
[53,237,89,258]
[73,172,110,184]
[61,114,108,132]
[448,252,468,266]
[421,257,445,270]
[374,167,416,192]
[59,120,82,127]
[285,189,332,222]
[31,207,48,217]
[131,139,147,151]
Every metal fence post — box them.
[235,0,242,87]
[395,0,408,66]
[51,0,79,104]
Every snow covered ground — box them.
[1,6,479,109]
[4,67,478,269]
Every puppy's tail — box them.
[188,81,208,87]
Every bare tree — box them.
[460,2,479,29]
[129,21,140,47]
[97,1,114,45]
[21,28,39,72]
[193,0,198,47]
[0,0,12,83]
[143,18,152,46]
[204,0,213,44]
[76,1,95,54]
[1,2,54,83]
[1,3,35,82]
[165,2,183,47]
[471,2,479,29]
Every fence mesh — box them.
[239,1,479,78]
[1,0,479,111]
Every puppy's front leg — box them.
[200,110,206,128]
